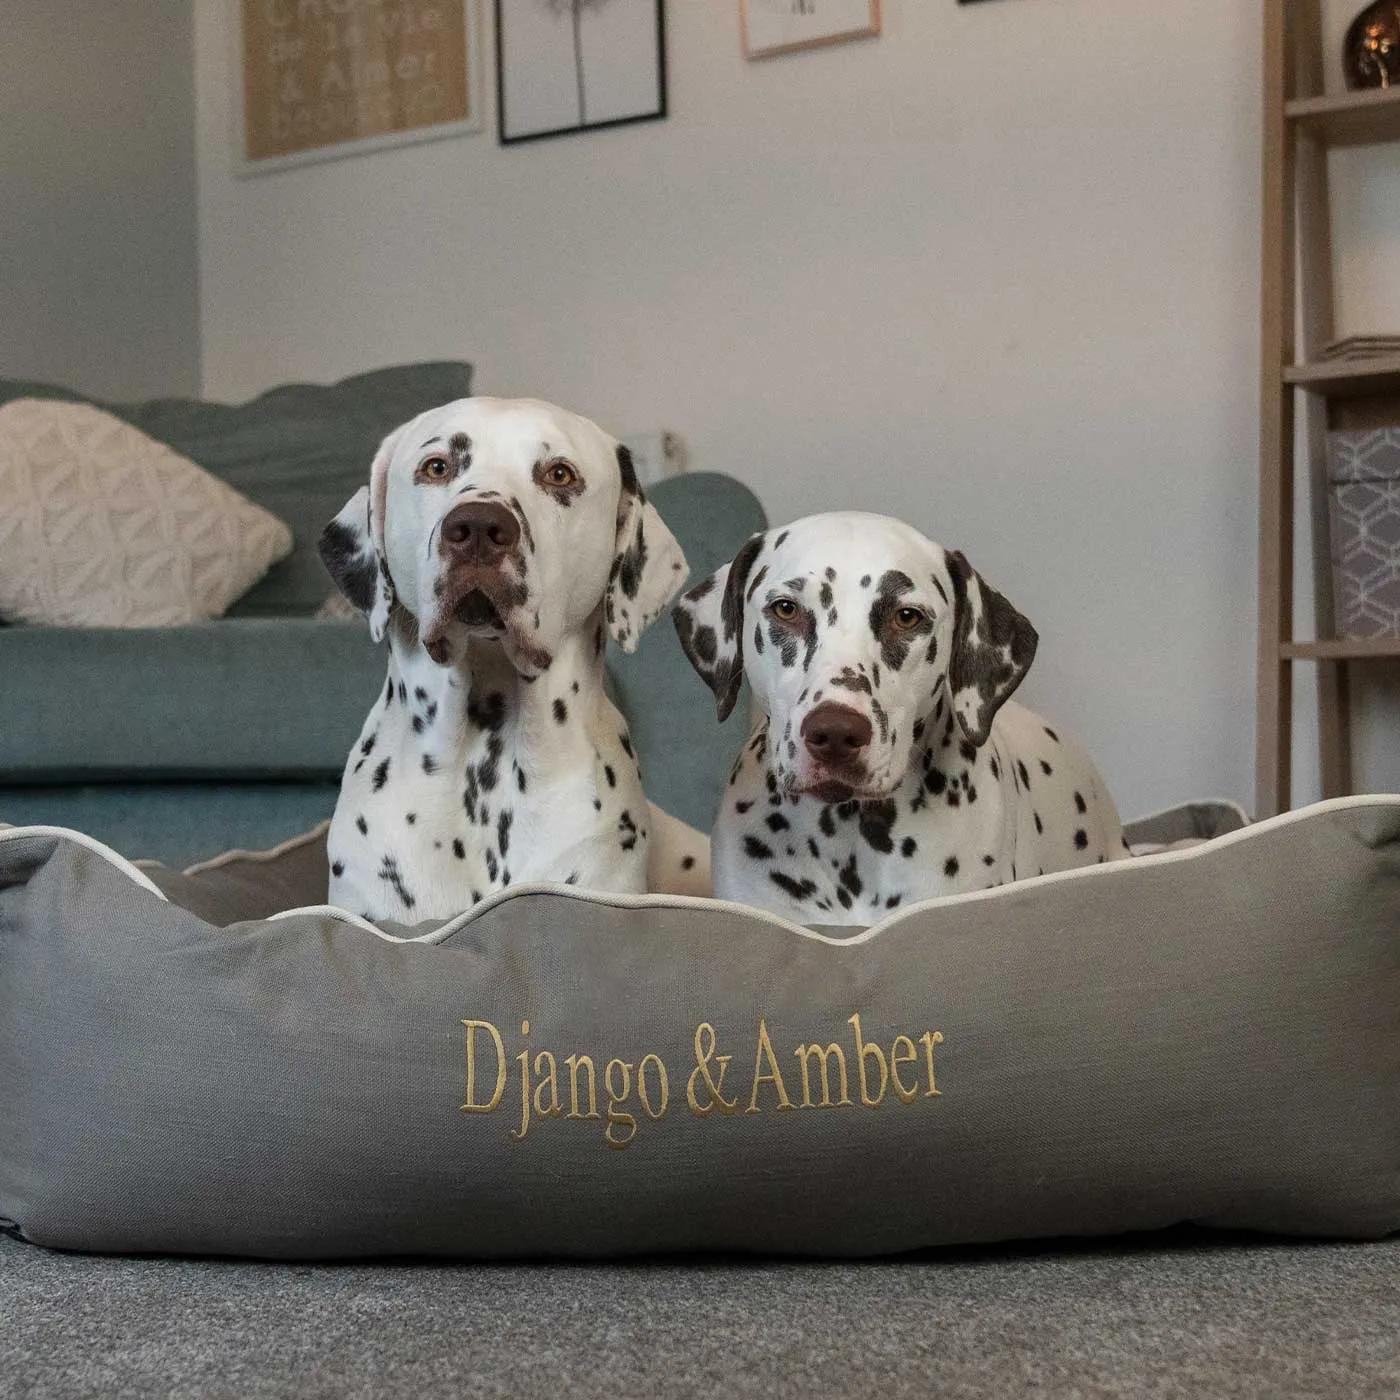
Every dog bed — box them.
[1,796,1398,1260]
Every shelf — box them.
[1284,354,1400,397]
[1287,86,1400,146]
[1282,639,1400,660]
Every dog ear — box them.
[605,445,690,653]
[317,486,392,642]
[672,531,765,722]
[946,550,1038,747]
[317,426,405,643]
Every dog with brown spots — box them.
[673,511,1126,924]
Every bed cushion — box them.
[1,797,1397,1260]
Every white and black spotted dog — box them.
[318,396,704,922]
[672,512,1127,925]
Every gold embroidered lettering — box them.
[889,1034,919,1104]
[687,1022,739,1116]
[565,1053,600,1120]
[848,1013,888,1107]
[638,1053,669,1120]
[512,1019,532,1141]
[794,1042,852,1108]
[533,1051,563,1120]
[920,1030,944,1097]
[461,1019,506,1113]
[746,1018,794,1114]
[604,1058,636,1150]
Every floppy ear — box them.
[946,550,1038,747]
[605,445,690,653]
[317,425,405,643]
[317,486,392,642]
[671,531,765,723]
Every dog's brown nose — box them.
[801,702,873,764]
[441,501,520,564]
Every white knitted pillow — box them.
[0,398,292,627]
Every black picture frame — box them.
[495,0,667,146]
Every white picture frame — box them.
[234,0,484,178]
[741,0,881,61]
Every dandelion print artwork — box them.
[495,0,666,143]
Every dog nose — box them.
[801,702,873,764]
[441,501,521,564]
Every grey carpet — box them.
[4,1230,1399,1400]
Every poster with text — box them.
[240,0,481,173]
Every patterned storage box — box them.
[1327,427,1400,638]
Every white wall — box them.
[196,0,1269,819]
[0,0,200,399]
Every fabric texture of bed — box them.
[1,796,1396,1260]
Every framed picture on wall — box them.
[741,0,881,60]
[235,0,483,176]
[496,0,667,144]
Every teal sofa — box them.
[0,366,762,865]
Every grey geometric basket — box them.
[1326,427,1400,639]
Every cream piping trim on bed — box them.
[2,793,1396,950]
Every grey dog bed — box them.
[1,796,1398,1260]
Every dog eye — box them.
[542,460,579,490]
[767,598,799,623]
[418,457,451,482]
[891,606,926,632]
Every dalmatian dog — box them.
[318,396,707,923]
[672,512,1127,925]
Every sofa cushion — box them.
[0,400,292,627]
[0,619,384,780]
[0,362,473,616]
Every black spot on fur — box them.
[681,855,696,870]
[355,814,368,836]
[468,691,507,732]
[604,764,616,788]
[944,856,959,878]
[453,839,466,859]
[743,835,774,860]
[838,854,863,898]
[901,837,917,858]
[1040,759,1053,776]
[553,698,568,725]
[378,855,415,910]
[765,812,790,833]
[331,860,344,877]
[497,809,513,858]
[857,800,897,855]
[1075,791,1087,814]
[770,871,816,902]
[1075,829,1089,850]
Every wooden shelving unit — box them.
[1257,0,1400,816]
